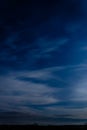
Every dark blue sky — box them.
[0,0,87,125]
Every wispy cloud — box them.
[2,63,81,113]
[0,72,60,112]
[81,46,87,51]
[70,76,87,102]
[44,106,87,119]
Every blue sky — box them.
[0,0,87,125]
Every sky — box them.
[0,0,87,125]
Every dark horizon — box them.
[0,111,87,125]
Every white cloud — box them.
[9,65,67,85]
[8,63,87,80]
[82,46,87,51]
[0,72,60,112]
[35,37,69,59]
[1,63,87,113]
[44,106,87,119]
[70,76,87,102]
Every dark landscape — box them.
[0,124,87,129]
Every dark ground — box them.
[0,125,87,130]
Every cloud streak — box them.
[0,72,60,113]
